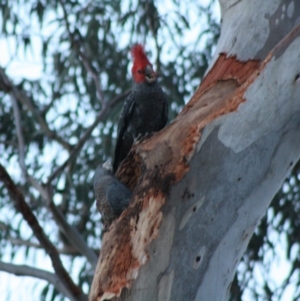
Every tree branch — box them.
[44,186,98,267]
[11,93,50,201]
[6,237,99,255]
[11,94,26,172]
[10,94,98,266]
[0,164,86,301]
[0,68,72,151]
[27,181,98,267]
[1,216,99,257]
[47,89,130,183]
[0,261,80,301]
[59,0,104,105]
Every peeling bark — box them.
[90,1,300,300]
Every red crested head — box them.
[131,44,156,83]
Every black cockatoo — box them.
[113,44,168,172]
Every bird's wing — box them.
[116,92,135,138]
[106,180,132,216]
[162,92,169,127]
[113,92,135,172]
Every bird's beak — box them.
[145,65,156,83]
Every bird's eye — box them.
[138,69,143,74]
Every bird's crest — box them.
[102,160,113,172]
[131,44,153,82]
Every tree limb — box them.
[47,89,130,183]
[0,261,79,301]
[0,164,87,301]
[0,67,72,151]
[6,237,99,255]
[11,92,50,201]
[28,182,98,267]
[59,0,104,106]
[10,91,98,267]
[44,185,98,267]
[11,93,26,172]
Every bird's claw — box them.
[133,132,155,145]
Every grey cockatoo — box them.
[93,161,132,229]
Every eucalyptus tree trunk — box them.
[89,1,300,300]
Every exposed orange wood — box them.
[200,53,259,91]
[140,79,239,181]
[90,189,165,301]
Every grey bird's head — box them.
[94,160,113,179]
